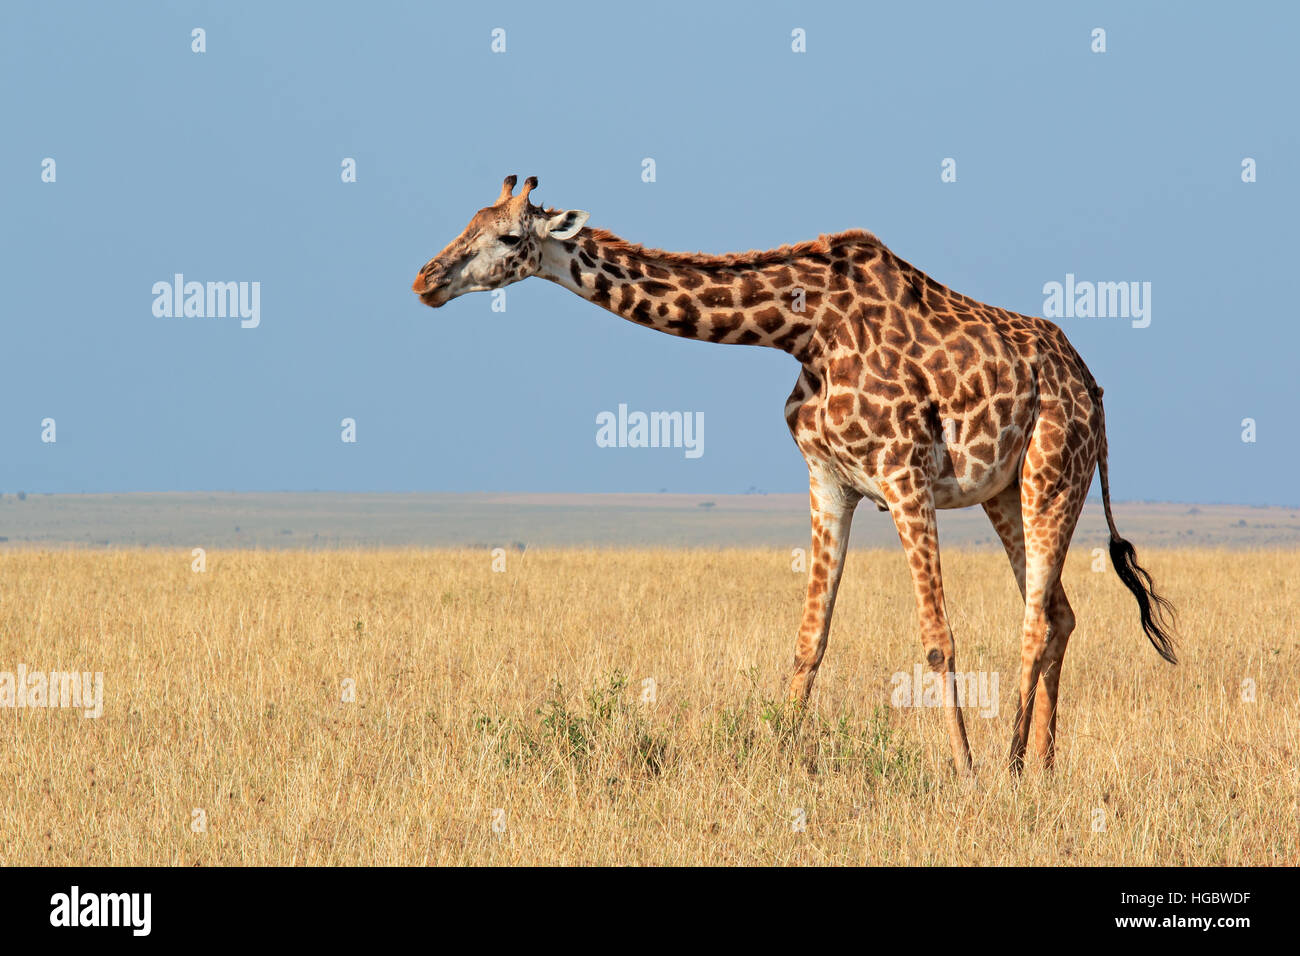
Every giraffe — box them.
[412,175,1178,774]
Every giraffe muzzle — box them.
[412,267,450,307]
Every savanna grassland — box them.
[0,547,1295,866]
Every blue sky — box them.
[2,1,1295,503]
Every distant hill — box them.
[1,493,1296,550]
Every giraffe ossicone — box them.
[413,174,1179,774]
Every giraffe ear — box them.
[542,209,589,240]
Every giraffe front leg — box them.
[787,475,859,704]
[881,470,973,774]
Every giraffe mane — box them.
[583,227,884,268]
[539,208,883,270]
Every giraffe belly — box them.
[931,472,1005,509]
[814,441,1017,512]
[816,431,1019,515]
[930,435,1025,509]
[821,438,1022,511]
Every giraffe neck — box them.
[538,228,894,363]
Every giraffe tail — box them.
[1096,399,1179,665]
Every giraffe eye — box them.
[499,234,522,246]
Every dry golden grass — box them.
[0,547,1295,865]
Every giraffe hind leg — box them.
[1031,586,1075,768]
[981,482,1026,599]
[1007,412,1092,774]
[982,483,1076,770]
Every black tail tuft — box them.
[1109,536,1178,664]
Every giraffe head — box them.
[411,174,589,308]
